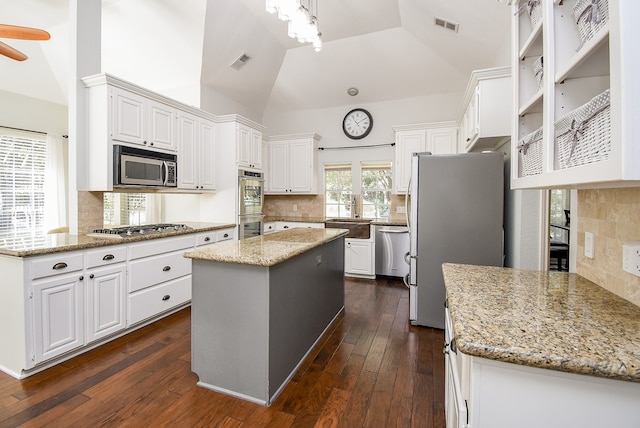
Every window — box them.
[324,164,353,218]
[0,130,46,238]
[103,193,148,226]
[361,162,392,219]
[324,161,392,220]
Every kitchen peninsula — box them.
[442,263,640,427]
[184,227,348,405]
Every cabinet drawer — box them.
[128,235,195,260]
[31,253,84,280]
[129,250,192,293]
[195,231,217,247]
[216,228,234,241]
[128,275,191,326]
[86,246,127,268]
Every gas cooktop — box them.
[88,223,192,239]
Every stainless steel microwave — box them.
[113,145,177,188]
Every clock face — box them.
[342,108,373,139]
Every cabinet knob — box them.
[89,274,95,279]
[223,233,229,238]
[162,266,171,272]
[283,225,289,229]
[162,295,171,301]
[79,275,84,281]
[204,236,211,242]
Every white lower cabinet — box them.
[85,263,126,344]
[32,271,85,364]
[127,235,194,326]
[344,237,374,278]
[444,308,640,427]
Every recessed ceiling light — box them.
[230,53,252,70]
[347,87,359,96]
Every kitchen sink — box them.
[324,218,371,239]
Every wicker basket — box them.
[517,126,543,177]
[573,0,609,50]
[533,56,544,89]
[517,0,542,29]
[555,89,611,170]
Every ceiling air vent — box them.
[434,17,459,33]
[230,53,252,70]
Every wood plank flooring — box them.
[0,276,445,428]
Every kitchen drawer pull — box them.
[162,295,171,301]
[450,338,457,354]
[102,254,115,261]
[223,233,229,238]
[162,266,171,272]
[52,262,68,270]
[204,236,211,242]
[283,225,289,229]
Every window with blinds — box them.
[103,193,148,226]
[0,130,47,238]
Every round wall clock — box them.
[342,108,373,140]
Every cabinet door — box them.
[236,124,252,168]
[268,141,289,193]
[32,274,84,363]
[428,128,458,155]
[112,88,146,146]
[394,130,425,193]
[177,112,198,189]
[345,239,374,275]
[289,139,313,193]
[147,99,176,151]
[199,119,216,190]
[250,129,263,169]
[86,264,126,344]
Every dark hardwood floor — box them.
[0,276,445,428]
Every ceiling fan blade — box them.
[0,40,27,61]
[0,24,50,40]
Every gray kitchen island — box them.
[183,228,347,405]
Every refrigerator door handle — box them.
[405,176,411,236]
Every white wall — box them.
[0,90,67,134]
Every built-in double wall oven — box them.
[238,169,264,239]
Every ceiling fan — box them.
[0,23,50,61]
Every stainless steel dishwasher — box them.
[375,225,410,277]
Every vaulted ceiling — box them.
[0,0,511,116]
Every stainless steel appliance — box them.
[375,225,409,277]
[113,145,177,188]
[406,152,504,329]
[238,169,264,239]
[88,223,191,239]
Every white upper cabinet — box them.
[237,123,262,170]
[392,123,458,194]
[511,0,640,189]
[112,86,176,152]
[266,133,320,195]
[458,67,512,153]
[177,111,216,191]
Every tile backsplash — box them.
[77,191,104,235]
[263,194,407,221]
[577,187,640,306]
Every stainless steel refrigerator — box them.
[405,152,504,329]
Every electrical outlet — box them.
[622,241,640,277]
[293,204,298,211]
[584,232,594,258]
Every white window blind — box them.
[0,130,47,238]
[324,163,353,219]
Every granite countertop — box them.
[184,227,348,267]
[442,263,640,383]
[264,216,407,227]
[0,222,236,258]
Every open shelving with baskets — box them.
[511,0,640,189]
